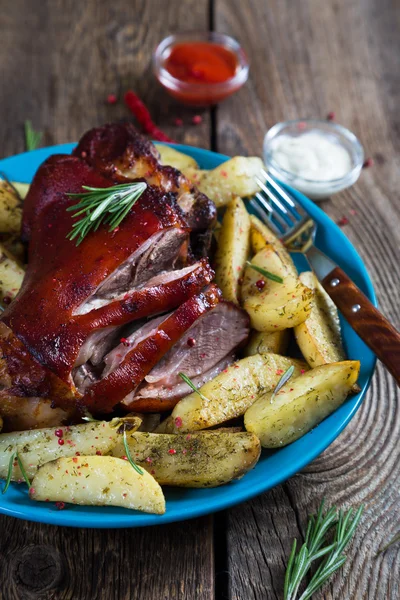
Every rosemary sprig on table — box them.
[377,532,400,555]
[179,372,209,402]
[246,261,283,283]
[66,182,147,245]
[24,120,42,151]
[2,452,31,494]
[284,500,363,600]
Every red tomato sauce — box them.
[164,42,238,85]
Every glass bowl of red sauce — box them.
[153,32,249,106]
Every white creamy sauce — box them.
[270,132,352,182]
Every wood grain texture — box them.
[0,0,211,156]
[215,0,400,598]
[0,2,214,600]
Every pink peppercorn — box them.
[187,337,196,347]
[363,158,374,168]
[256,279,266,290]
[168,449,177,455]
[192,115,202,125]
[175,416,183,428]
[174,118,183,126]
[106,94,118,105]
[55,429,63,438]
[58,439,64,446]
[55,501,66,510]
[326,111,335,121]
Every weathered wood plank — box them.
[216,0,400,598]
[0,2,214,599]
[0,0,211,156]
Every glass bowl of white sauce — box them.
[263,119,364,200]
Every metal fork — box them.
[249,168,400,386]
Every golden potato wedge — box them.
[29,455,166,514]
[181,166,206,186]
[294,271,346,366]
[0,234,25,263]
[0,179,23,233]
[243,329,290,356]
[214,196,250,304]
[11,182,30,200]
[154,143,198,171]
[0,243,25,306]
[242,246,313,331]
[197,156,264,208]
[244,360,360,448]
[250,215,297,276]
[156,353,308,433]
[0,418,141,481]
[113,431,260,487]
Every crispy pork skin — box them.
[74,123,217,239]
[0,123,249,429]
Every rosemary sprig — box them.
[179,372,209,402]
[284,500,363,600]
[270,365,295,402]
[123,430,144,476]
[2,452,31,494]
[24,120,42,151]
[376,532,400,555]
[66,182,147,245]
[246,260,283,283]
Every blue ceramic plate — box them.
[0,143,376,528]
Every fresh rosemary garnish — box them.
[179,372,209,402]
[2,452,31,494]
[123,430,144,476]
[271,365,295,402]
[284,500,363,600]
[376,532,400,555]
[246,261,283,283]
[24,120,42,151]
[81,415,100,422]
[66,182,147,246]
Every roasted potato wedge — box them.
[242,246,313,331]
[243,329,290,356]
[294,271,346,366]
[214,196,250,304]
[197,157,264,208]
[0,180,23,233]
[0,418,141,481]
[0,243,25,305]
[0,234,25,263]
[113,431,260,487]
[181,166,207,186]
[244,360,360,448]
[11,182,30,200]
[29,455,165,514]
[250,215,297,276]
[156,353,308,433]
[155,144,198,171]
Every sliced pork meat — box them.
[124,302,250,412]
[82,284,222,413]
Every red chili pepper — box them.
[124,90,175,143]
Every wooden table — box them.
[0,1,399,598]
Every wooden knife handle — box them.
[322,266,400,386]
